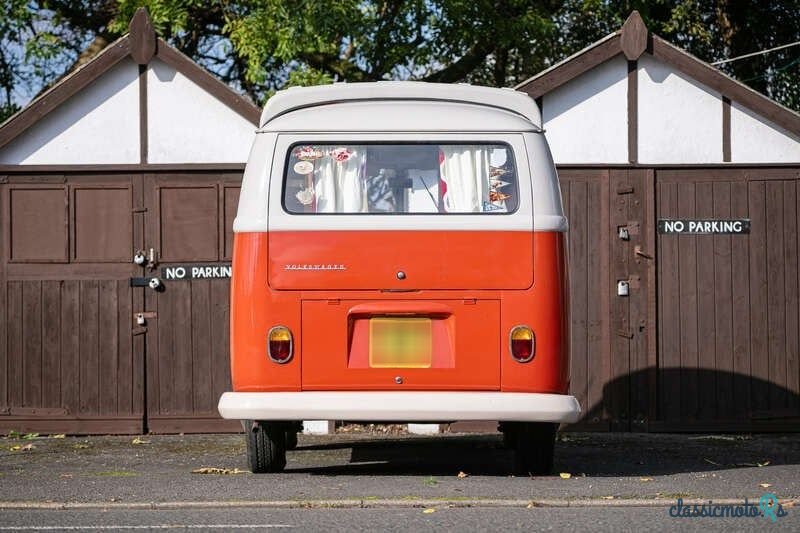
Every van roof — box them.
[258,81,542,130]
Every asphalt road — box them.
[1,506,798,532]
[1,431,798,530]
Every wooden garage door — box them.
[558,168,655,431]
[655,168,800,431]
[142,173,240,433]
[0,174,144,434]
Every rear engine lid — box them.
[300,299,500,390]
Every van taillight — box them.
[268,326,293,363]
[509,326,535,362]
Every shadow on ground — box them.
[287,432,800,477]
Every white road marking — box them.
[0,526,294,530]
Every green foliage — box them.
[0,1,798,112]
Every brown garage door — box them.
[655,168,800,431]
[142,173,240,433]
[0,174,144,433]
[0,171,241,435]
[558,168,655,432]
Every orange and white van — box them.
[218,82,580,474]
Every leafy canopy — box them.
[1,0,798,123]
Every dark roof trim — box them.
[0,37,131,150]
[130,7,156,64]
[620,11,648,60]
[0,163,246,174]
[515,10,800,138]
[0,8,260,152]
[514,33,621,99]
[650,36,800,137]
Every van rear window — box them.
[283,143,518,214]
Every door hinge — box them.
[132,207,147,213]
[616,184,635,195]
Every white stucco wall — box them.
[730,102,800,162]
[0,59,140,164]
[637,55,722,163]
[542,55,628,164]
[147,59,255,163]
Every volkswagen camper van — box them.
[218,82,580,474]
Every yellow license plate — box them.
[369,318,432,368]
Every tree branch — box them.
[422,40,494,83]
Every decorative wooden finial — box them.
[620,10,648,61]
[129,7,156,64]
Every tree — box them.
[1,0,798,123]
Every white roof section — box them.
[0,58,141,165]
[259,82,543,131]
[261,100,537,133]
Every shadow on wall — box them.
[573,367,800,432]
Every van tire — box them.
[510,422,557,475]
[245,420,287,473]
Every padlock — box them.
[617,280,630,296]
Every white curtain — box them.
[439,146,490,212]
[313,146,368,213]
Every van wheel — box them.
[510,422,557,476]
[245,420,286,473]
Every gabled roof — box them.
[0,8,260,151]
[515,11,800,137]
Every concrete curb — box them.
[1,497,797,511]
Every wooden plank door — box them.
[655,168,800,431]
[558,168,654,431]
[0,174,145,434]
[142,172,240,433]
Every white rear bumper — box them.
[218,391,581,423]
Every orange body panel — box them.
[230,231,568,394]
[268,231,533,290]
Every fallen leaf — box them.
[601,496,615,500]
[60,473,73,478]
[688,435,736,441]
[72,443,90,449]
[639,477,654,482]
[21,433,39,440]
[50,434,66,439]
[131,437,150,445]
[457,471,468,479]
[422,508,436,514]
[736,461,771,467]
[559,472,571,479]
[9,445,21,451]
[759,483,772,488]
[191,467,247,475]
[20,443,35,451]
[526,502,536,509]
[703,458,721,466]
